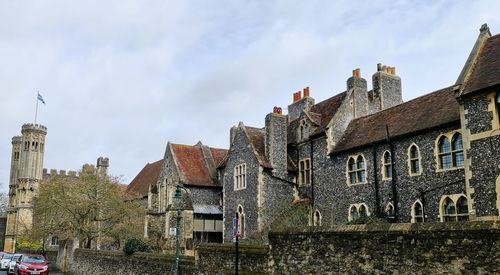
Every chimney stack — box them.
[265,108,287,177]
[288,87,315,121]
[372,63,402,112]
[347,68,368,118]
[303,87,310,97]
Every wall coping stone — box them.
[197,243,269,255]
[269,221,500,236]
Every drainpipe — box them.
[372,145,380,216]
[386,125,398,222]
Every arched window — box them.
[443,197,456,222]
[237,205,245,239]
[382,151,392,180]
[347,155,367,185]
[437,133,464,170]
[408,144,421,175]
[313,210,322,226]
[451,133,464,168]
[441,196,469,222]
[358,204,367,217]
[356,156,366,183]
[348,204,369,221]
[412,200,424,223]
[438,136,452,169]
[349,205,358,221]
[385,203,395,219]
[456,196,469,221]
[299,120,310,140]
[348,158,357,184]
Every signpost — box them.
[233,213,240,275]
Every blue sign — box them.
[232,214,239,238]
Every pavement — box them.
[0,270,64,275]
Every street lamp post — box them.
[173,185,182,275]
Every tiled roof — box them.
[210,148,228,167]
[310,91,347,135]
[288,91,347,143]
[334,86,460,153]
[462,34,500,96]
[245,126,272,168]
[171,144,225,187]
[127,159,163,197]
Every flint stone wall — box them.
[65,222,499,274]
[268,221,500,274]
[68,249,197,275]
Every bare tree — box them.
[32,164,144,249]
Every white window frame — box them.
[234,163,247,190]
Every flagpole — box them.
[35,91,39,125]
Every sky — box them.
[1,1,500,191]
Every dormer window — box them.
[299,120,310,141]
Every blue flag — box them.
[37,93,46,104]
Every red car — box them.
[14,254,49,275]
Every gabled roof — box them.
[244,126,272,169]
[462,33,500,96]
[287,91,347,144]
[171,143,227,187]
[127,159,163,198]
[334,86,460,153]
[210,148,228,167]
[310,91,347,135]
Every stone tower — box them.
[4,123,47,252]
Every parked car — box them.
[1,253,14,270]
[8,254,22,274]
[14,254,49,275]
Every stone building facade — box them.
[129,24,500,245]
[216,24,500,241]
[4,123,47,252]
[4,122,111,252]
[129,142,227,255]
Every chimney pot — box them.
[304,87,310,97]
[392,67,396,75]
[377,63,382,71]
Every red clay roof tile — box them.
[127,159,163,197]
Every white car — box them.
[0,253,13,270]
[8,254,22,274]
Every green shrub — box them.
[346,214,389,225]
[16,238,43,253]
[123,238,151,255]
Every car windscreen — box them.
[22,256,45,264]
[2,254,12,260]
[12,255,22,261]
